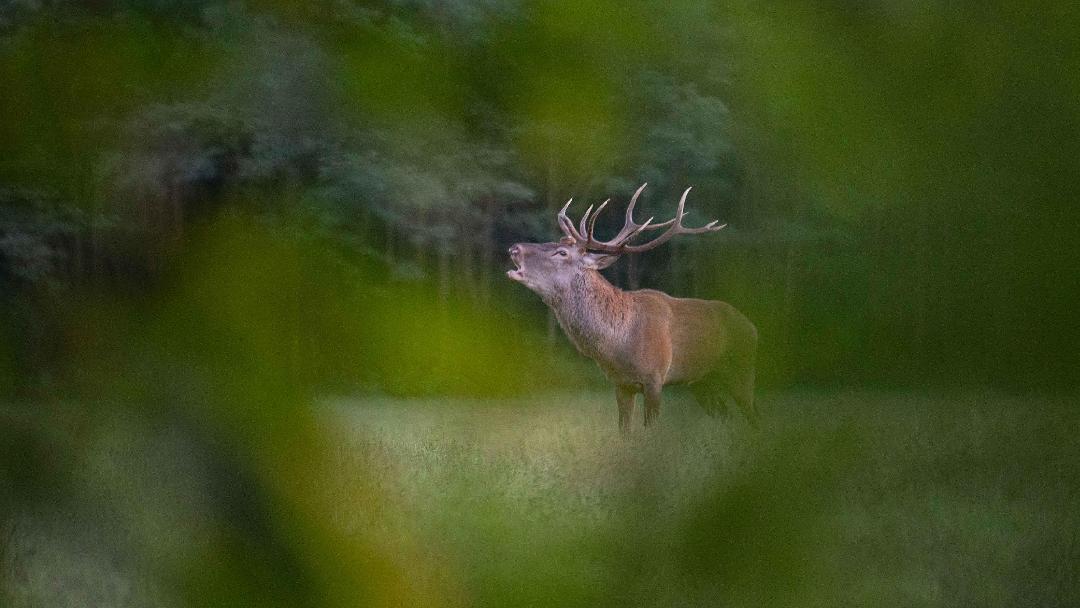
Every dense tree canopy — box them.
[2,4,1079,608]
[1,0,1077,395]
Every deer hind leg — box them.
[643,383,663,428]
[730,365,758,428]
[615,384,637,435]
[691,379,731,418]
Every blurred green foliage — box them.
[1,0,1075,393]
[728,0,1080,388]
[1,1,1078,607]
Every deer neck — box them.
[544,270,631,357]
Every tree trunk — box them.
[89,213,100,286]
[460,238,475,301]
[479,199,495,306]
[385,223,396,267]
[72,230,84,282]
[359,204,371,247]
[437,242,450,306]
[913,197,930,380]
[782,241,798,342]
[170,176,184,243]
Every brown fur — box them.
[509,240,757,431]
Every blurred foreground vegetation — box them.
[2,1,1078,607]
[2,0,1077,393]
[6,391,1080,607]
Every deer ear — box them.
[583,252,620,270]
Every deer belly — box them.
[664,360,706,385]
[664,340,720,384]
[575,341,643,385]
[593,362,643,386]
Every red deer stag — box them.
[507,184,757,432]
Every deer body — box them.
[509,184,757,431]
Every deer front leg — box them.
[616,384,637,435]
[643,383,662,427]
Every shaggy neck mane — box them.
[543,270,631,351]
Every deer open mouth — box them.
[507,260,524,282]
[507,248,525,281]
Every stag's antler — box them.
[558,183,725,254]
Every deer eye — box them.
[554,249,568,257]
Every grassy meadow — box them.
[2,2,1079,607]
[6,389,1076,607]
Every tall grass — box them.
[4,390,1078,607]
[324,390,1080,607]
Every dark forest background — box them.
[2,1,1076,398]
[3,3,1080,608]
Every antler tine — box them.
[619,186,726,253]
[586,199,610,242]
[674,219,727,234]
[664,188,727,235]
[626,183,677,233]
[624,183,647,226]
[578,204,594,239]
[591,183,653,248]
[675,186,690,225]
[560,185,724,254]
[557,198,586,242]
[558,198,573,221]
[610,216,654,248]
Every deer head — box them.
[507,183,726,298]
